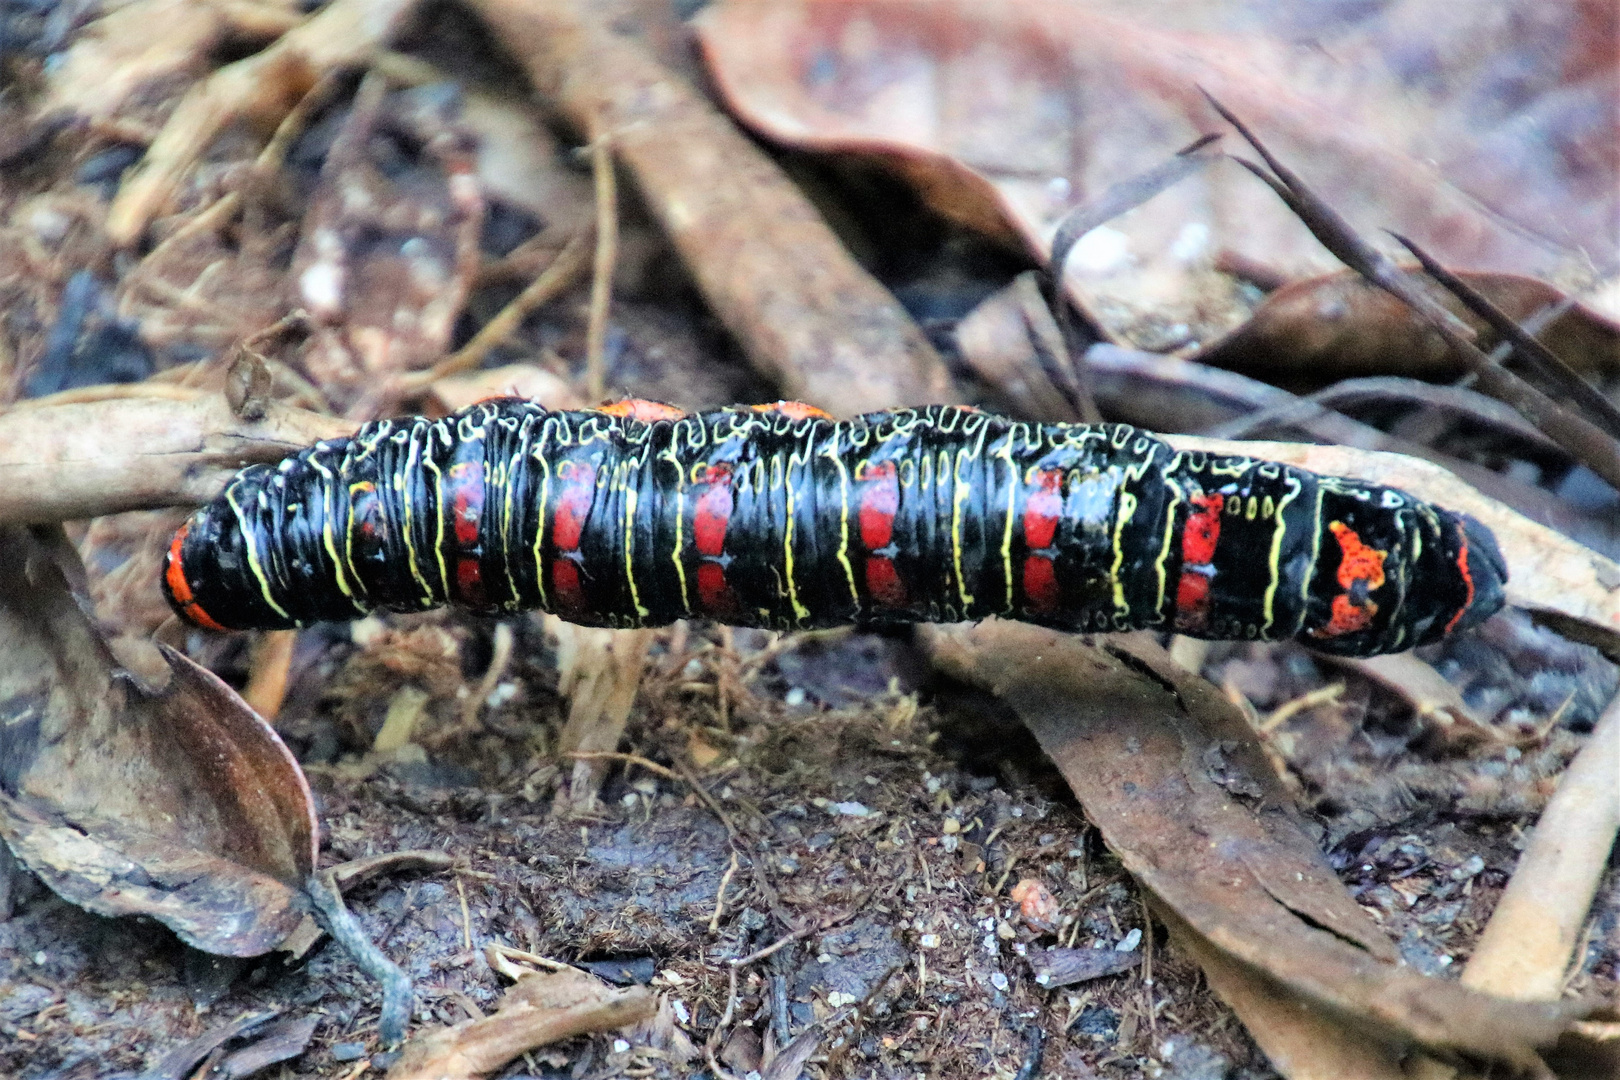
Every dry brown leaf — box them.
[0,525,317,956]
[463,0,956,416]
[923,623,1603,1076]
[695,0,1618,348]
[1196,270,1620,391]
[1167,436,1620,657]
[386,967,656,1080]
[0,390,354,524]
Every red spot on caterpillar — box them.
[1181,492,1224,565]
[1022,470,1062,550]
[1173,492,1225,632]
[165,523,230,631]
[858,461,898,550]
[696,561,734,614]
[352,481,384,541]
[1444,525,1476,634]
[552,558,583,612]
[552,462,596,551]
[1022,553,1059,613]
[455,557,484,605]
[1313,521,1387,637]
[865,555,906,607]
[693,465,733,557]
[598,398,687,421]
[448,461,484,547]
[751,401,833,421]
[1174,569,1212,632]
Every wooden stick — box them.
[1461,692,1620,1000]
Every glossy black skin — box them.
[165,401,1506,656]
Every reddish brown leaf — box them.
[695,0,1618,347]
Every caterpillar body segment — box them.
[165,399,1506,656]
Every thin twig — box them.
[1460,689,1620,1000]
[564,750,682,782]
[1044,133,1221,424]
[1390,233,1620,439]
[401,231,592,391]
[455,875,474,951]
[586,134,619,402]
[1200,89,1620,494]
[305,871,413,1047]
[708,851,740,933]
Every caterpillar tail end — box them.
[1446,513,1508,636]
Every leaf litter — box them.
[0,0,1617,1078]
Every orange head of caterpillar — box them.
[163,519,231,632]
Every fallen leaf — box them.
[386,967,656,1080]
[0,525,317,956]
[695,0,1619,349]
[923,623,1602,1075]
[1196,270,1620,392]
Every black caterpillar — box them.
[165,399,1506,656]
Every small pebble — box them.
[330,1042,367,1062]
[784,687,806,707]
[990,972,1009,991]
[1116,928,1142,952]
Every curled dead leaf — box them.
[0,526,317,956]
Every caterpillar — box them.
[164,398,1506,656]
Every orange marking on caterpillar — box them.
[165,524,229,632]
[1313,521,1387,637]
[598,398,687,422]
[751,401,833,421]
[1443,525,1476,634]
